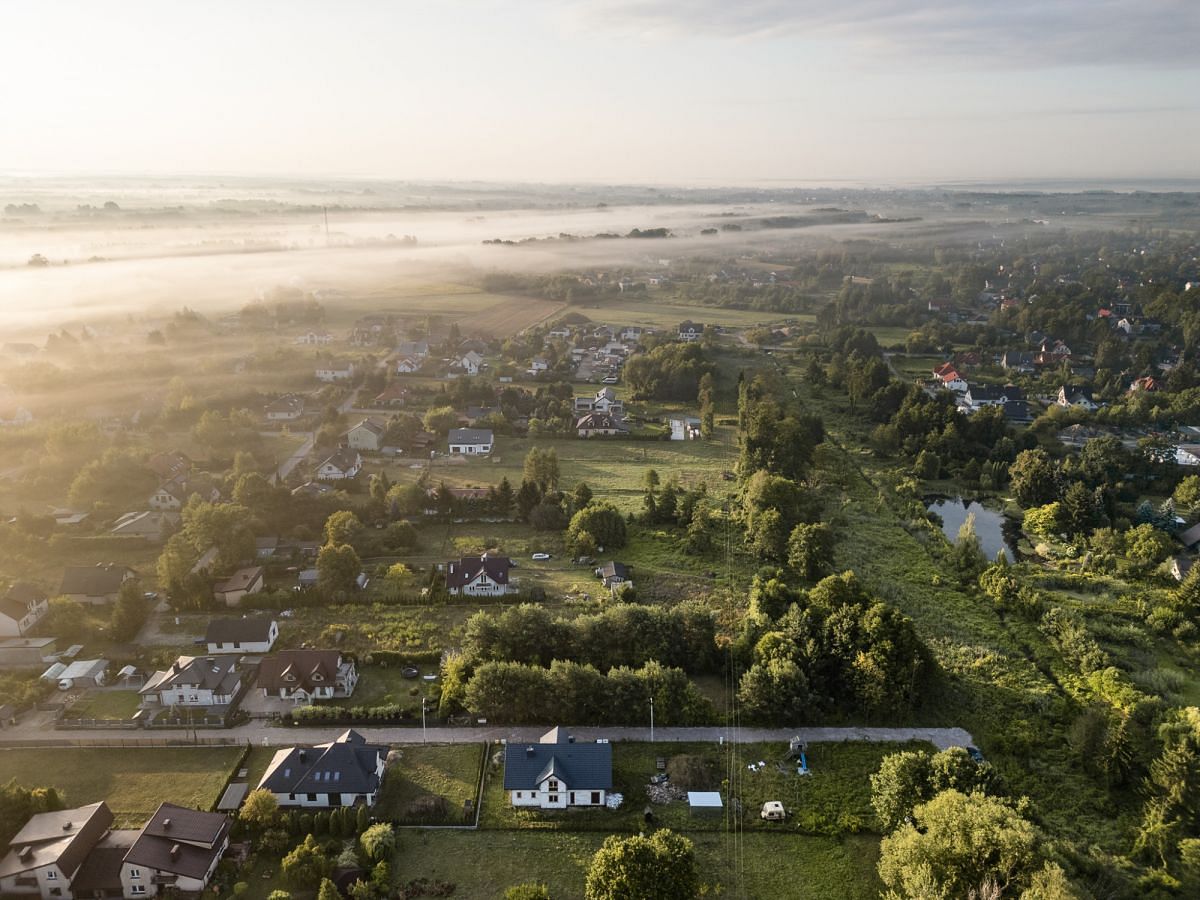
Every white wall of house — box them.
[271,789,377,808]
[0,600,47,637]
[509,783,606,809]
[0,862,68,899]
[451,575,510,597]
[448,442,491,455]
[154,682,238,706]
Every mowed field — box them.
[0,747,244,827]
[323,282,564,337]
[393,830,882,899]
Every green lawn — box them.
[391,829,881,899]
[65,689,143,720]
[374,743,484,825]
[0,747,243,827]
[479,740,923,835]
[322,664,439,712]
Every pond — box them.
[926,496,1019,562]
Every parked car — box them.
[532,552,552,561]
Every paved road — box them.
[0,720,974,751]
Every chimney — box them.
[161,818,171,830]
[525,746,535,757]
[18,846,33,860]
[169,844,180,860]
[298,749,306,762]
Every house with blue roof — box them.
[503,726,612,810]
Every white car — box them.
[531,552,552,561]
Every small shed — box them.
[687,791,723,817]
[217,782,250,811]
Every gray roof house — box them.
[503,727,612,810]
[0,802,114,900]
[204,617,279,655]
[257,729,388,808]
[121,803,230,896]
[59,564,136,604]
[447,428,493,455]
[139,656,241,708]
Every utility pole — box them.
[421,698,428,745]
[650,695,654,743]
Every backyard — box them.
[374,742,484,825]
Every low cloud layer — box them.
[564,0,1200,67]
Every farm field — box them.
[571,293,814,332]
[0,747,243,827]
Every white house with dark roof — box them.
[204,617,278,655]
[120,803,229,897]
[448,428,493,455]
[212,566,265,607]
[315,447,363,480]
[147,479,187,512]
[0,584,48,638]
[257,729,388,808]
[445,554,516,597]
[0,802,115,900]
[315,362,355,382]
[265,394,305,421]
[139,656,241,707]
[504,727,612,810]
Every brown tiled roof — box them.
[257,649,343,693]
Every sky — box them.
[1,0,1197,185]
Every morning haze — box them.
[0,3,1198,900]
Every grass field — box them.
[65,689,143,720]
[392,829,882,899]
[375,743,484,825]
[479,740,923,835]
[0,747,243,827]
[323,664,439,712]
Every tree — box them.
[1175,475,1200,515]
[1009,449,1060,508]
[948,513,987,585]
[572,481,593,511]
[359,822,396,862]
[280,835,331,890]
[878,790,1040,899]
[584,829,698,900]
[566,503,627,552]
[515,480,542,522]
[239,789,279,830]
[748,507,789,561]
[523,447,560,492]
[871,748,1000,835]
[698,372,715,439]
[316,879,340,900]
[787,522,834,581]
[109,581,149,642]
[1022,502,1063,538]
[1124,523,1174,569]
[317,543,361,595]
[422,405,460,435]
[323,510,363,547]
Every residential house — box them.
[576,412,628,438]
[1169,556,1193,582]
[257,650,358,703]
[1175,445,1200,467]
[1000,351,1035,374]
[212,567,265,607]
[315,447,363,480]
[595,561,631,590]
[344,419,385,452]
[147,479,188,512]
[465,405,498,424]
[1057,385,1098,411]
[573,396,596,413]
[1177,522,1200,550]
[396,340,429,360]
[0,584,48,638]
[120,803,229,897]
[1003,400,1035,425]
[315,362,355,382]
[458,351,484,376]
[1130,376,1163,393]
[445,553,517,597]
[139,656,241,707]
[678,321,703,342]
[592,388,623,415]
[0,802,115,900]
[448,428,493,455]
[257,729,388,808]
[621,326,644,342]
[145,452,191,482]
[932,362,967,392]
[504,726,612,810]
[204,617,278,655]
[394,356,421,374]
[265,395,305,421]
[372,383,409,407]
[669,416,702,441]
[110,511,178,542]
[528,357,549,376]
[962,383,1023,411]
[547,326,572,339]
[59,564,136,604]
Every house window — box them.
[547,780,559,791]
[307,793,318,801]
[570,792,576,804]
[46,870,57,880]
[591,792,601,804]
[129,869,140,880]
[131,885,146,895]
[548,795,559,803]
[516,792,522,799]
